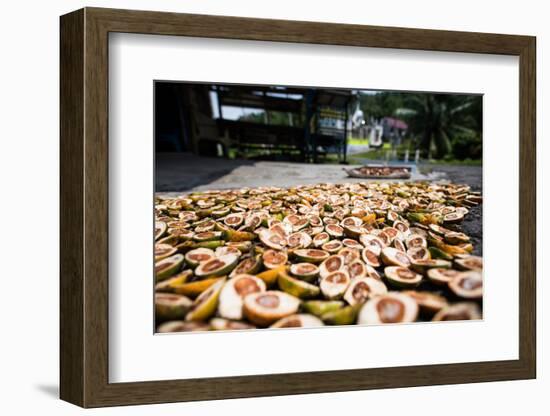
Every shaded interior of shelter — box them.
[155,81,357,191]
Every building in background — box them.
[155,82,355,163]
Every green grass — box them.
[348,149,481,166]
[228,143,481,167]
[421,158,482,166]
[347,137,370,145]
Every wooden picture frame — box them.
[60,7,536,408]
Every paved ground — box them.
[155,153,444,192]
[156,153,482,255]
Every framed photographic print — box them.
[60,7,536,408]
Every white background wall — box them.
[0,0,546,414]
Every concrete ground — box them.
[155,153,444,192]
[156,153,482,255]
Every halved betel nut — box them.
[291,217,310,232]
[321,240,344,253]
[222,228,256,242]
[155,270,193,293]
[432,302,481,321]
[171,277,222,298]
[365,264,382,280]
[325,224,344,238]
[184,247,215,268]
[283,213,301,227]
[262,249,288,269]
[342,224,363,239]
[278,269,320,299]
[440,205,456,215]
[155,221,167,241]
[410,258,452,274]
[443,211,464,224]
[401,291,448,316]
[426,267,462,285]
[302,300,345,317]
[157,320,210,333]
[428,246,454,261]
[155,253,185,282]
[359,234,385,254]
[270,220,292,235]
[455,255,483,271]
[358,292,419,324]
[194,254,239,278]
[293,248,330,264]
[338,247,361,264]
[218,274,266,320]
[456,242,474,253]
[393,238,406,252]
[289,263,319,282]
[384,266,423,288]
[342,238,363,250]
[387,210,400,223]
[185,277,226,321]
[347,259,367,280]
[320,270,351,300]
[392,220,410,237]
[405,234,427,249]
[155,243,178,261]
[455,206,469,216]
[376,230,392,246]
[428,223,453,236]
[381,247,411,268]
[194,219,219,232]
[427,231,445,245]
[155,293,193,321]
[323,216,338,225]
[466,192,482,202]
[409,226,428,237]
[178,211,197,222]
[243,291,301,327]
[341,216,363,228]
[193,231,223,242]
[319,255,345,279]
[407,246,430,261]
[361,247,381,267]
[308,215,323,227]
[259,229,287,250]
[215,245,242,258]
[223,212,244,228]
[211,206,231,218]
[344,277,388,306]
[321,304,361,325]
[230,255,262,277]
[448,271,483,299]
[444,231,470,245]
[255,265,285,287]
[312,232,330,247]
[242,213,263,230]
[226,241,253,253]
[270,314,324,328]
[210,317,256,331]
[382,226,400,241]
[308,228,324,239]
[157,234,181,247]
[287,231,312,249]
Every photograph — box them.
[153,82,484,332]
[53,5,538,408]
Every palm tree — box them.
[396,94,481,159]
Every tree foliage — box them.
[360,91,482,160]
